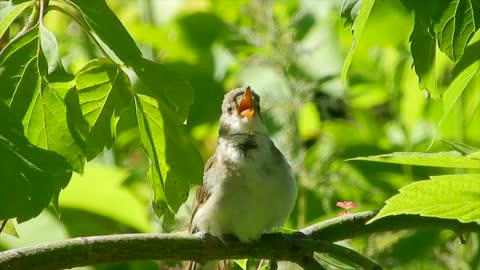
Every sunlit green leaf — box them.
[59,164,151,232]
[440,33,480,125]
[350,151,480,168]
[74,59,132,160]
[1,220,19,237]
[23,80,86,173]
[68,0,142,67]
[0,1,33,39]
[0,25,85,172]
[462,74,480,123]
[39,23,59,72]
[434,0,476,62]
[0,101,72,222]
[134,58,194,122]
[341,0,375,82]
[442,140,479,155]
[0,26,40,117]
[410,16,438,98]
[235,259,248,270]
[135,95,203,217]
[369,174,480,224]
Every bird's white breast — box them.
[192,135,297,242]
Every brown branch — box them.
[1,211,479,270]
[300,211,480,242]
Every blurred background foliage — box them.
[2,0,480,269]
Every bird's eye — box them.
[226,104,233,114]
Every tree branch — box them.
[1,211,479,270]
[296,256,327,270]
[300,211,480,242]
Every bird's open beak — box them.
[237,86,255,119]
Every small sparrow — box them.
[189,86,297,244]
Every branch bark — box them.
[0,211,479,270]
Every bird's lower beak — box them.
[237,87,255,119]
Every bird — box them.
[188,86,297,268]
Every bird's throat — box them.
[219,134,260,159]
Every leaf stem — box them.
[47,2,114,62]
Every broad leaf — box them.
[369,174,480,224]
[134,58,194,122]
[0,26,40,116]
[135,95,203,217]
[23,81,86,173]
[39,23,59,72]
[68,0,142,67]
[0,1,33,39]
[74,59,132,160]
[434,0,476,62]
[0,101,72,222]
[410,16,438,98]
[440,32,480,125]
[350,151,480,168]
[0,25,85,172]
[340,0,375,82]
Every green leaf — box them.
[68,0,142,67]
[440,32,480,125]
[135,95,203,217]
[340,0,362,27]
[59,164,152,232]
[23,81,86,173]
[74,59,132,160]
[368,174,480,224]
[0,101,72,222]
[0,1,33,39]
[410,16,438,98]
[134,58,194,122]
[341,0,375,82]
[0,26,40,116]
[39,23,59,72]
[235,259,248,270]
[315,253,356,270]
[434,0,476,62]
[1,220,19,237]
[350,151,480,168]
[442,140,480,155]
[0,25,85,172]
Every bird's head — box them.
[219,86,268,137]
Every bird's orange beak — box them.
[237,86,255,119]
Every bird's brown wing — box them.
[188,155,215,233]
